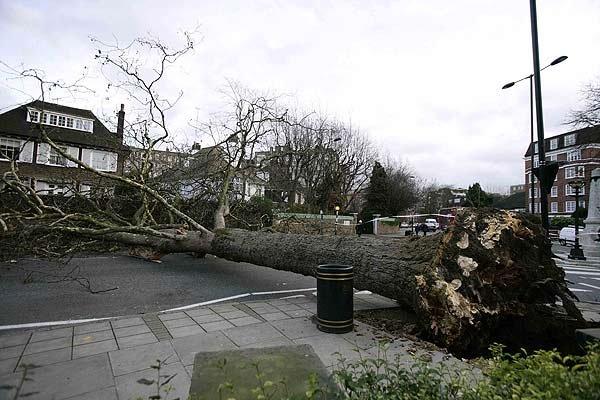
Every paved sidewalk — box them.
[0,293,469,400]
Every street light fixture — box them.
[501,55,567,217]
[568,180,586,260]
[334,205,340,235]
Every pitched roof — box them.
[524,124,600,157]
[0,100,123,150]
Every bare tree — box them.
[567,81,600,127]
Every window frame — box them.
[0,138,22,161]
[550,139,558,150]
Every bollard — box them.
[316,264,353,333]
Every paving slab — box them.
[0,332,30,349]
[111,317,145,329]
[73,321,111,335]
[261,311,290,321]
[239,336,295,349]
[1,353,114,400]
[294,334,363,367]
[249,304,280,314]
[158,312,188,321]
[200,320,234,332]
[0,345,24,361]
[63,386,118,400]
[115,361,190,400]
[209,304,239,313]
[74,330,114,346]
[117,333,157,349]
[189,345,337,400]
[168,325,206,338]
[270,317,325,340]
[19,347,71,369]
[190,313,224,324]
[162,317,197,329]
[185,308,217,317]
[218,310,249,319]
[276,303,302,312]
[228,316,262,327]
[222,322,286,347]
[171,332,237,366]
[113,324,151,338]
[73,339,118,359]
[23,336,71,355]
[285,309,313,318]
[30,327,73,343]
[0,356,18,376]
[109,341,178,376]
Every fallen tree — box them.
[1,203,584,355]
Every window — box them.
[567,150,581,161]
[533,155,539,168]
[549,154,557,162]
[550,139,558,150]
[91,151,109,171]
[530,187,539,199]
[551,186,558,197]
[535,203,540,213]
[565,184,585,196]
[0,138,21,160]
[28,110,39,122]
[565,166,584,179]
[48,146,68,166]
[565,201,576,213]
[579,200,586,209]
[534,143,538,154]
[551,202,558,213]
[564,134,576,146]
[26,109,92,133]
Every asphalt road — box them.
[552,242,600,303]
[0,253,316,325]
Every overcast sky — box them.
[1,0,599,192]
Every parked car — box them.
[425,218,439,231]
[558,226,576,246]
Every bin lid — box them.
[317,264,353,274]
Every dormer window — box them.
[564,134,576,146]
[27,107,93,133]
[29,110,39,122]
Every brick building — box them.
[0,101,126,195]
[524,124,600,217]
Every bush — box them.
[331,343,600,400]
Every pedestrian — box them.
[356,220,363,237]
[420,223,429,237]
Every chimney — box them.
[116,104,125,139]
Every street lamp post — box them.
[319,209,324,235]
[568,180,586,260]
[502,55,567,218]
[334,205,340,235]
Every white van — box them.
[558,227,576,246]
[425,218,439,231]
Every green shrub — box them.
[331,343,600,400]
[550,216,575,229]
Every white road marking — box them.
[570,288,592,292]
[592,278,600,281]
[0,317,111,331]
[565,270,600,276]
[160,287,317,313]
[578,283,600,290]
